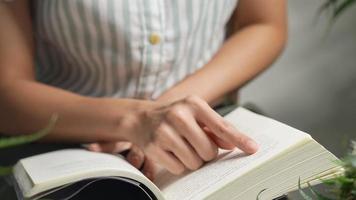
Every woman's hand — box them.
[89,95,258,179]
[87,142,157,180]
[87,141,156,180]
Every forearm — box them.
[158,24,287,105]
[0,79,149,143]
[0,3,159,144]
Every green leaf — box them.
[0,114,58,149]
[322,179,337,186]
[256,188,267,200]
[299,142,356,200]
[333,0,356,19]
[318,0,338,16]
[0,166,12,176]
[298,178,315,200]
[335,176,354,184]
[319,0,356,23]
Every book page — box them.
[16,149,163,199]
[20,149,141,185]
[156,108,311,200]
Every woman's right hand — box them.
[120,95,258,176]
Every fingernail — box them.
[247,140,259,153]
[88,145,99,152]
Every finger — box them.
[194,101,259,154]
[168,111,218,162]
[142,157,156,181]
[126,145,145,169]
[89,142,132,154]
[203,126,235,150]
[146,145,185,175]
[86,142,114,153]
[113,142,132,153]
[86,143,101,152]
[158,124,203,170]
[98,142,117,153]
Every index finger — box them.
[193,101,259,154]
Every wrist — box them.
[156,91,187,105]
[108,98,158,144]
[78,97,150,142]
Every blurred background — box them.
[241,0,356,157]
[0,1,355,200]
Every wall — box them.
[240,0,356,157]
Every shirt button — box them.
[149,33,161,45]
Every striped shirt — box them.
[33,0,238,99]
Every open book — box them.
[13,108,341,200]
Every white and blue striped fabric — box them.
[33,0,238,99]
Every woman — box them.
[0,0,287,180]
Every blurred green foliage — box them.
[0,115,57,176]
[320,0,356,20]
[298,143,355,200]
